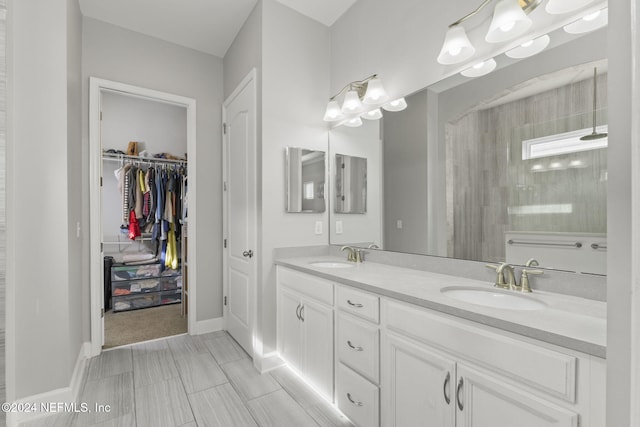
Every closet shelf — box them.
[102,151,187,166]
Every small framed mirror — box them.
[285,147,326,213]
[335,153,367,214]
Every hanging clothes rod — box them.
[507,239,582,248]
[102,152,187,165]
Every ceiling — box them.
[78,0,358,58]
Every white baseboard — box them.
[254,351,284,374]
[7,342,90,427]
[192,317,224,335]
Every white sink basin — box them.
[310,261,355,269]
[441,286,547,311]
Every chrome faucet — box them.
[341,245,365,263]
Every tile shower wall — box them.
[0,0,6,419]
[446,73,607,263]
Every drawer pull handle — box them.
[347,340,364,351]
[443,372,451,405]
[456,377,464,411]
[347,300,363,308]
[347,393,363,407]
[295,304,301,320]
[300,304,304,322]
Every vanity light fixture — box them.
[505,34,551,58]
[563,7,608,34]
[461,58,497,77]
[436,0,542,65]
[324,74,406,126]
[546,0,595,15]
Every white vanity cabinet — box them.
[381,299,605,427]
[335,286,381,427]
[275,264,605,427]
[276,267,334,400]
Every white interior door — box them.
[223,70,257,356]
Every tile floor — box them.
[21,332,353,427]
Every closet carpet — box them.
[104,304,187,349]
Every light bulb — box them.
[382,98,408,112]
[323,100,344,122]
[341,90,364,114]
[583,10,600,21]
[500,21,515,32]
[449,46,462,56]
[363,77,389,104]
[506,34,551,59]
[361,109,383,120]
[343,117,363,127]
[461,58,497,78]
[486,0,532,43]
[437,26,475,65]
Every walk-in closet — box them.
[100,90,189,348]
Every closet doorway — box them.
[89,78,197,357]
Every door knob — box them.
[242,250,254,258]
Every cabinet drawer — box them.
[337,286,379,323]
[385,299,577,402]
[336,363,379,427]
[277,267,333,305]
[112,264,173,281]
[338,313,379,384]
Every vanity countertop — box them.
[275,255,606,358]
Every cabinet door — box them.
[381,332,456,427]
[278,287,303,370]
[456,364,578,427]
[301,298,334,400]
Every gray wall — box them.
[7,0,83,399]
[383,89,429,254]
[223,1,262,100]
[606,1,632,425]
[82,18,224,322]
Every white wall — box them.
[7,0,82,399]
[82,18,224,323]
[259,0,330,356]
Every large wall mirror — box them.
[329,19,608,275]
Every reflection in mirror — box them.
[328,26,608,275]
[285,147,326,213]
[335,154,367,214]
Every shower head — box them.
[580,130,608,141]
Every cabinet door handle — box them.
[456,377,464,411]
[347,340,364,351]
[295,304,301,320]
[443,372,451,405]
[347,299,363,308]
[347,393,363,407]
[242,250,254,258]
[300,304,304,322]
